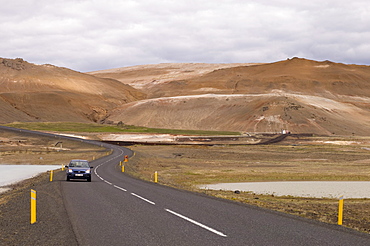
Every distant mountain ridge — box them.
[2,57,370,135]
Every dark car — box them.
[65,159,93,182]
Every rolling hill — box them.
[0,58,145,123]
[3,57,370,135]
[91,58,370,135]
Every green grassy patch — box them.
[3,122,240,135]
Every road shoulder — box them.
[0,170,78,245]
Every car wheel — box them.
[87,177,91,182]
[66,176,70,181]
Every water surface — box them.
[199,181,370,198]
[0,165,61,189]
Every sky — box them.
[1,0,370,72]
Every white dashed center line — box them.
[94,147,228,238]
[165,209,227,237]
[114,185,127,192]
[131,193,156,205]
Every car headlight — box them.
[68,169,73,173]
[85,169,91,173]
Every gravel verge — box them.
[0,170,78,246]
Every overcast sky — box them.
[1,0,369,72]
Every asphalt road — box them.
[1,126,369,245]
[62,143,370,246]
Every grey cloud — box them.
[1,0,369,72]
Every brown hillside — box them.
[146,58,370,98]
[3,57,370,135]
[103,58,370,135]
[107,93,370,135]
[88,63,260,98]
[0,58,145,123]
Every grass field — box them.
[4,122,240,136]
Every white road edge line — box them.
[131,193,156,205]
[165,209,227,237]
[114,185,127,192]
[104,180,112,185]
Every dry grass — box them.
[0,129,108,165]
[126,135,370,233]
[128,136,370,185]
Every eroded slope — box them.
[0,58,145,123]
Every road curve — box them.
[1,126,369,245]
[62,145,370,245]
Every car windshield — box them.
[69,161,89,168]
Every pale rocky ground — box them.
[88,63,260,91]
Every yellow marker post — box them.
[61,165,65,171]
[124,155,129,162]
[338,196,344,225]
[30,189,36,224]
[120,161,122,167]
[121,165,125,173]
[49,170,53,182]
[154,171,158,183]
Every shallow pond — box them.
[0,165,62,193]
[199,181,370,198]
